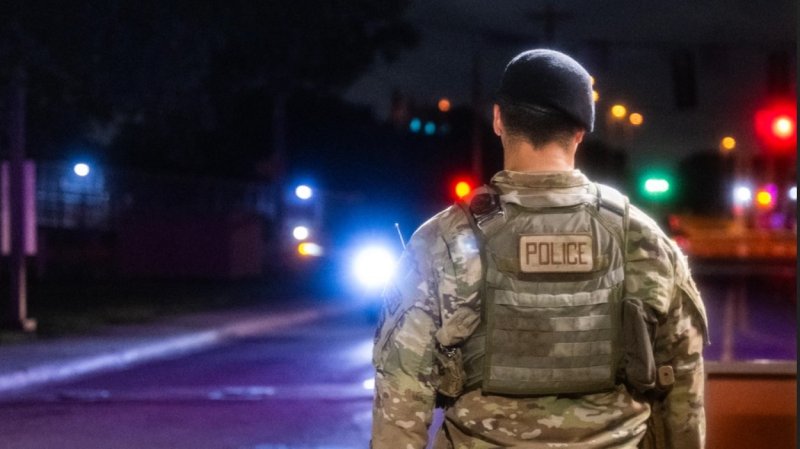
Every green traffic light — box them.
[644,178,670,194]
[639,171,674,202]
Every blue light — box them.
[73,163,90,177]
[409,118,422,133]
[424,121,436,135]
[295,185,313,200]
[353,245,396,291]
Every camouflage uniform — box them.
[371,170,708,449]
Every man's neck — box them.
[503,139,576,172]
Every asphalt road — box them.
[0,269,794,449]
[0,311,378,449]
[696,267,796,361]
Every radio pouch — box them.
[621,298,658,394]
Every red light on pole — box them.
[454,180,472,199]
[755,100,797,153]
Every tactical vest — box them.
[458,183,629,396]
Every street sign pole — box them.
[6,66,35,332]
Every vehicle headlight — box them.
[352,245,396,291]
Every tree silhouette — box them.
[0,1,417,176]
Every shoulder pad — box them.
[596,183,628,217]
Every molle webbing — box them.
[482,286,620,395]
[456,183,630,396]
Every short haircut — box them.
[497,99,584,149]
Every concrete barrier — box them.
[706,360,796,448]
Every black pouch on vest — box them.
[621,298,657,394]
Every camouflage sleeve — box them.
[656,241,707,449]
[370,217,444,449]
[625,208,707,449]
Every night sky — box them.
[346,0,797,169]
[0,1,796,235]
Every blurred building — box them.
[33,161,275,279]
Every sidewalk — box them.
[0,300,345,396]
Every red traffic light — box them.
[755,100,796,153]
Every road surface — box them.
[0,310,377,449]
[0,268,794,448]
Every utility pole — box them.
[6,66,36,332]
[525,2,574,45]
[270,91,289,262]
[470,45,484,183]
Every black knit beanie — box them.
[496,49,595,132]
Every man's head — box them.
[494,49,594,149]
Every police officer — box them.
[371,49,708,449]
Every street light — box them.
[720,136,736,153]
[292,226,310,241]
[629,113,643,126]
[438,98,451,112]
[611,104,627,119]
[409,118,422,133]
[755,190,774,208]
[297,242,323,257]
[73,163,90,177]
[295,185,313,200]
[733,186,752,205]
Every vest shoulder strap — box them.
[595,183,630,262]
[460,183,631,244]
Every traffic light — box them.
[637,169,676,205]
[754,100,797,153]
[641,175,673,201]
[644,178,670,195]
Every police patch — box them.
[519,234,593,273]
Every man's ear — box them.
[493,104,503,136]
[574,129,586,145]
